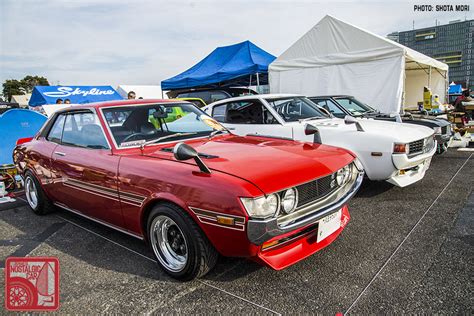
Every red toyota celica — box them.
[13,99,363,280]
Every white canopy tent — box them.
[116,85,166,99]
[269,15,449,114]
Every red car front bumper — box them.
[253,205,350,270]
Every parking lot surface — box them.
[1,150,472,314]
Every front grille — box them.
[295,173,336,208]
[408,137,435,157]
[441,126,447,135]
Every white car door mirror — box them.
[344,115,364,132]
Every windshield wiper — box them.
[298,116,325,122]
[208,129,229,139]
[140,132,197,149]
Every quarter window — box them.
[47,114,66,143]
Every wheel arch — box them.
[139,195,197,242]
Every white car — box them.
[203,94,436,187]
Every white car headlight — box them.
[281,188,298,214]
[336,164,351,186]
[241,194,279,219]
[433,127,442,134]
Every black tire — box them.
[24,171,55,215]
[147,203,218,281]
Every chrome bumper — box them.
[247,170,364,245]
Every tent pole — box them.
[256,72,260,88]
[428,66,432,88]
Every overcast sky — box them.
[1,0,473,87]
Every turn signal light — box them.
[216,216,235,226]
[393,143,407,153]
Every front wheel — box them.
[147,203,218,281]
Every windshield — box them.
[334,97,375,115]
[265,97,328,122]
[102,103,224,148]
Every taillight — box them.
[393,143,407,154]
[16,137,33,145]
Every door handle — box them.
[54,151,66,157]
[227,127,236,130]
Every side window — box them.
[212,103,228,122]
[62,112,109,149]
[47,114,66,143]
[225,100,277,124]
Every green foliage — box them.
[2,75,49,102]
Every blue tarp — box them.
[161,41,276,90]
[29,85,124,106]
[0,109,47,165]
[448,84,463,95]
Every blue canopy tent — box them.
[448,84,462,95]
[161,41,276,90]
[0,109,47,165]
[29,85,124,106]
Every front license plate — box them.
[317,209,342,243]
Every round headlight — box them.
[241,193,279,219]
[336,165,351,186]
[281,188,298,214]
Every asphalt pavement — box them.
[0,149,472,314]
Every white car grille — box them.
[408,137,435,157]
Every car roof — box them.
[309,95,354,99]
[208,93,303,106]
[53,99,185,114]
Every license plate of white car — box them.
[317,209,342,243]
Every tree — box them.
[20,75,49,93]
[2,75,49,102]
[2,80,25,102]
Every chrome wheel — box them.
[150,215,188,272]
[25,177,38,209]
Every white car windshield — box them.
[335,97,376,114]
[266,97,329,122]
[102,103,224,148]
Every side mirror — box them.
[304,124,322,144]
[344,115,364,132]
[389,113,403,123]
[173,143,211,174]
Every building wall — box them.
[395,20,474,90]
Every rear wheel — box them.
[147,203,218,281]
[24,171,54,215]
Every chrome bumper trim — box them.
[247,170,364,245]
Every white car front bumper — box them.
[387,141,437,187]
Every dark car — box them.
[309,95,453,153]
[167,87,258,105]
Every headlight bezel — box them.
[281,188,298,214]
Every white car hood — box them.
[291,118,434,143]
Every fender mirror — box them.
[389,113,403,123]
[344,115,364,132]
[173,143,211,174]
[304,124,322,144]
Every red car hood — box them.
[142,135,355,194]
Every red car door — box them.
[49,111,124,228]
